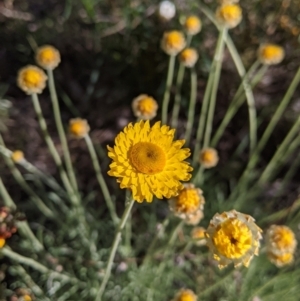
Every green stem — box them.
[184,68,198,145]
[1,247,79,283]
[31,93,79,207]
[47,69,78,192]
[202,27,227,149]
[211,61,264,147]
[0,177,16,209]
[161,55,176,125]
[84,134,119,225]
[94,198,135,301]
[171,63,186,129]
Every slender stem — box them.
[161,55,176,125]
[84,134,119,225]
[211,61,264,147]
[31,93,79,207]
[203,27,227,149]
[171,63,186,129]
[94,198,135,301]
[1,247,79,283]
[0,138,54,218]
[0,177,16,210]
[184,68,198,145]
[47,69,78,192]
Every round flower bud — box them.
[161,30,186,56]
[257,44,285,65]
[169,183,205,224]
[266,225,297,256]
[171,289,197,301]
[132,94,158,120]
[17,65,48,95]
[205,210,262,268]
[184,15,202,36]
[216,4,242,29]
[69,118,90,138]
[158,1,176,21]
[36,45,61,70]
[199,148,219,169]
[179,48,199,68]
[191,226,207,246]
[11,150,24,163]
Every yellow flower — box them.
[191,227,207,246]
[169,183,205,222]
[161,30,186,56]
[132,94,158,120]
[179,48,199,68]
[172,289,197,301]
[199,148,219,169]
[69,118,90,138]
[216,4,242,28]
[184,16,202,36]
[0,237,5,248]
[17,65,48,95]
[11,150,24,163]
[205,210,262,268]
[267,252,294,268]
[36,45,61,70]
[266,225,297,256]
[23,295,32,301]
[107,120,193,203]
[258,44,285,65]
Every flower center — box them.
[137,97,156,115]
[274,228,294,249]
[23,70,43,88]
[213,218,252,259]
[179,292,195,301]
[129,142,166,175]
[201,150,214,163]
[186,17,200,29]
[176,188,200,213]
[40,48,56,62]
[220,4,241,21]
[262,46,282,60]
[167,32,183,47]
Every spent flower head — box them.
[161,30,186,56]
[11,150,24,163]
[199,147,219,168]
[205,210,262,268]
[179,48,199,68]
[216,4,242,28]
[17,65,48,95]
[158,1,176,21]
[172,288,197,301]
[258,44,285,65]
[36,45,61,70]
[132,94,158,120]
[69,118,90,138]
[169,183,205,223]
[107,120,193,203]
[191,226,207,246]
[184,15,202,36]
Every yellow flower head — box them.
[11,150,24,163]
[205,210,262,268]
[69,118,90,138]
[0,237,5,248]
[169,183,205,222]
[179,48,199,68]
[258,44,285,65]
[199,147,219,169]
[184,16,202,36]
[191,226,207,246]
[132,94,158,120]
[266,225,297,256]
[36,45,61,70]
[216,4,242,28]
[23,295,33,301]
[107,120,193,203]
[172,289,197,301]
[161,30,186,56]
[17,65,48,95]
[267,252,294,268]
